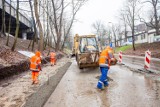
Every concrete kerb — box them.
[23,61,72,107]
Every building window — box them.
[141,34,145,40]
[135,36,138,41]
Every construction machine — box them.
[72,34,101,69]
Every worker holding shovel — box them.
[97,44,116,90]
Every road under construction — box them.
[0,34,160,107]
[0,52,160,107]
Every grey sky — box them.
[72,0,125,35]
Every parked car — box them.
[154,35,160,42]
[122,41,132,46]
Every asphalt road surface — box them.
[44,58,160,107]
[115,55,160,72]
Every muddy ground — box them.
[0,57,71,107]
[44,59,160,107]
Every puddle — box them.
[107,65,160,107]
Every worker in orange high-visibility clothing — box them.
[50,52,56,66]
[30,51,42,84]
[97,44,115,90]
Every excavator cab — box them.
[72,34,100,69]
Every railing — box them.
[0,0,31,27]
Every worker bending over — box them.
[97,45,115,90]
[50,52,56,66]
[30,51,42,84]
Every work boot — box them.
[104,81,109,87]
[34,80,39,84]
[32,81,35,85]
[97,82,103,90]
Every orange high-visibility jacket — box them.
[30,55,40,71]
[50,52,56,59]
[36,51,41,70]
[35,51,41,64]
[99,47,114,67]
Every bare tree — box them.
[125,0,141,51]
[116,25,123,46]
[111,24,120,47]
[28,0,38,51]
[48,0,88,51]
[119,10,128,42]
[34,0,44,52]
[92,20,102,36]
[92,20,108,46]
[1,0,6,37]
[11,0,20,51]
[139,0,160,35]
[61,0,87,50]
[6,0,12,46]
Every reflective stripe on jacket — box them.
[50,52,56,59]
[30,55,39,71]
[99,47,114,67]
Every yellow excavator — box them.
[72,34,117,69]
[72,34,101,69]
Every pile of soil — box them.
[121,42,160,58]
[0,46,27,65]
[0,36,66,79]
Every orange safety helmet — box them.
[35,51,41,57]
[105,46,111,50]
[50,52,56,58]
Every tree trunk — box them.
[28,0,36,51]
[34,0,44,52]
[124,26,127,42]
[132,14,135,51]
[11,0,19,51]
[6,0,11,46]
[132,28,135,51]
[153,0,160,35]
[28,0,37,51]
[28,39,32,50]
[132,1,135,51]
[114,37,116,47]
[1,0,6,37]
[112,28,116,47]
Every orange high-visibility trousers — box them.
[32,71,39,84]
[51,58,56,65]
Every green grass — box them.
[114,45,132,53]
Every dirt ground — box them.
[0,57,71,107]
[0,36,59,68]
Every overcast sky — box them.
[72,0,125,35]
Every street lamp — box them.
[108,22,113,46]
